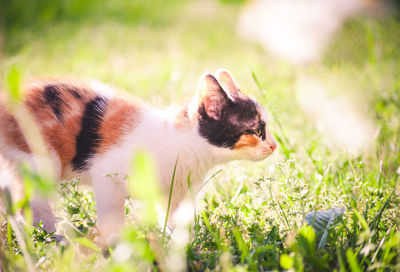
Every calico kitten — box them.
[0,69,276,243]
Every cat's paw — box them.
[93,232,119,249]
[51,233,66,244]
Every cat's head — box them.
[190,69,276,161]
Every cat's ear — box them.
[216,69,240,98]
[198,73,229,120]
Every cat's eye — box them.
[255,128,262,137]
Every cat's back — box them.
[0,79,143,175]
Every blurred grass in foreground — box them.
[1,0,400,271]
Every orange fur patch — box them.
[97,98,142,153]
[23,80,97,174]
[1,79,158,179]
[234,134,259,149]
[1,79,142,177]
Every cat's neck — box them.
[130,105,228,194]
[138,105,223,163]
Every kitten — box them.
[0,69,276,244]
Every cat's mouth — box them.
[257,141,277,159]
[260,149,274,158]
[244,146,276,162]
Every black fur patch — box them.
[198,97,265,148]
[43,85,65,122]
[72,96,108,171]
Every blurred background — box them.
[1,0,400,270]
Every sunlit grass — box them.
[0,0,399,271]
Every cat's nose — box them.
[269,140,277,152]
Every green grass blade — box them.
[233,226,249,263]
[6,66,22,104]
[336,243,347,272]
[196,169,222,193]
[346,249,362,272]
[7,221,12,256]
[369,189,394,230]
[163,153,179,236]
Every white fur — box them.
[88,105,231,241]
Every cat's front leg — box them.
[90,167,127,247]
[30,197,57,233]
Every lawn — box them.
[0,0,399,271]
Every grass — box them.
[0,0,400,271]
